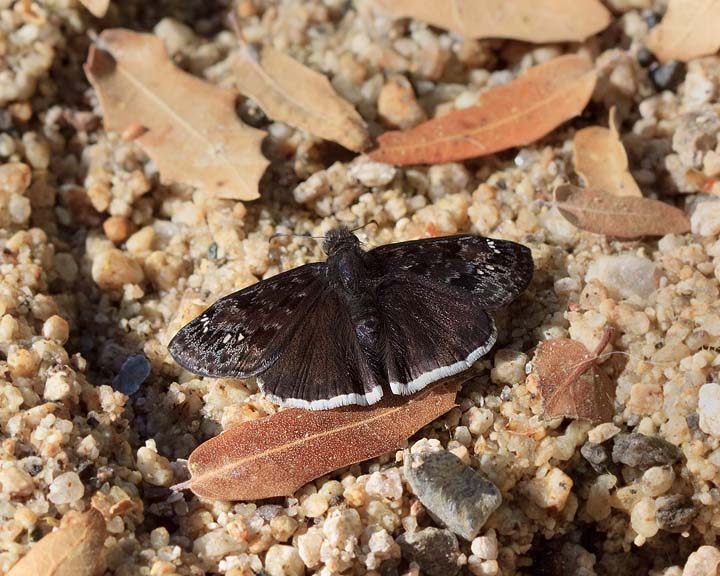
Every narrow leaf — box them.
[646,0,720,63]
[225,45,369,152]
[180,381,459,500]
[573,108,642,197]
[7,508,107,576]
[84,29,269,200]
[369,55,596,166]
[79,0,109,17]
[375,0,610,42]
[533,327,615,423]
[554,185,691,238]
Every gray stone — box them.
[396,528,460,576]
[656,495,697,532]
[611,433,681,470]
[403,450,501,540]
[580,441,609,473]
[112,354,151,396]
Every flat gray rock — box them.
[397,527,460,576]
[403,450,502,540]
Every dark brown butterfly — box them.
[168,227,533,410]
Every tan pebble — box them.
[9,101,32,122]
[8,347,39,378]
[92,249,144,290]
[588,422,621,444]
[691,201,720,237]
[297,527,324,568]
[42,315,69,344]
[144,251,186,291]
[491,349,529,386]
[136,446,174,487]
[264,544,305,576]
[378,75,426,129]
[463,406,494,436]
[237,0,257,17]
[526,467,574,511]
[22,132,50,169]
[126,226,155,253]
[303,493,329,518]
[0,464,35,497]
[682,546,720,576]
[86,184,112,213]
[0,315,19,342]
[43,368,80,403]
[0,162,31,195]
[641,466,675,497]
[103,216,133,243]
[270,515,298,542]
[630,496,658,539]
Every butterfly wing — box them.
[168,263,326,378]
[377,273,497,394]
[369,235,533,309]
[257,286,383,410]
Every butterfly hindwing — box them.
[377,272,497,394]
[369,235,533,309]
[257,286,383,409]
[168,263,325,378]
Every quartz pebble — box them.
[264,544,305,576]
[585,255,658,299]
[397,527,460,576]
[136,444,174,487]
[682,546,720,576]
[377,75,426,129]
[92,249,144,290]
[691,201,720,237]
[698,383,720,438]
[48,472,84,504]
[403,450,501,540]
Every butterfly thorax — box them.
[324,228,370,295]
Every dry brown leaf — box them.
[554,185,691,238]
[369,55,596,166]
[225,45,369,152]
[177,381,459,500]
[375,0,610,42]
[573,108,642,197]
[647,0,720,63]
[79,0,109,17]
[85,29,268,200]
[533,327,615,423]
[7,508,107,576]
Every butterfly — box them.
[168,227,533,410]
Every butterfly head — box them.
[323,227,360,257]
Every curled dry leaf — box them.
[177,381,459,500]
[646,0,720,63]
[554,185,691,238]
[369,55,596,166]
[573,109,642,197]
[84,29,268,201]
[225,44,369,152]
[7,508,107,576]
[79,0,109,17]
[375,0,610,42]
[533,327,615,423]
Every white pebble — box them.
[586,255,658,299]
[48,472,84,504]
[471,530,498,560]
[691,201,720,237]
[264,544,305,576]
[699,383,720,438]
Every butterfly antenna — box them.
[350,220,379,234]
[269,232,326,243]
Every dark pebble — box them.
[636,47,657,68]
[641,9,663,29]
[397,527,460,576]
[580,441,610,473]
[611,433,681,470]
[649,61,686,91]
[112,354,151,396]
[656,495,697,532]
[403,450,502,540]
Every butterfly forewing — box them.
[168,263,325,378]
[369,235,533,309]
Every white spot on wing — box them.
[222,333,232,344]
